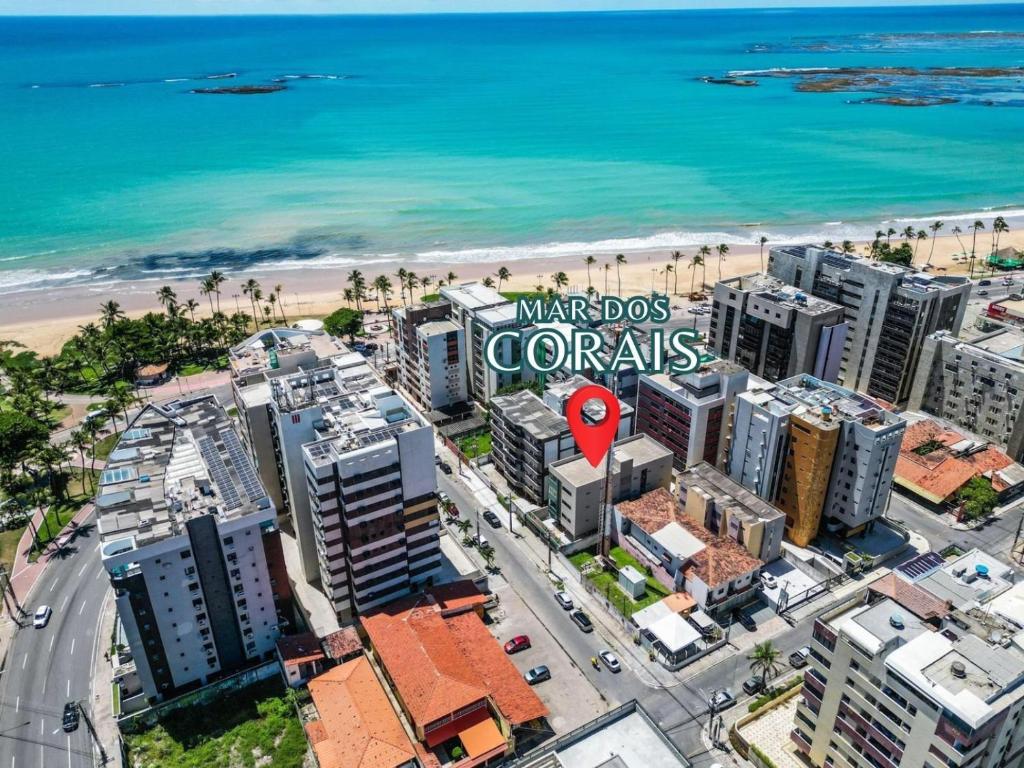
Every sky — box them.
[0,0,1011,14]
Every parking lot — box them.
[486,580,611,734]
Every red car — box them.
[504,635,531,654]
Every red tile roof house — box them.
[614,487,764,619]
[275,632,327,688]
[362,591,548,768]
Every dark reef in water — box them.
[190,84,286,95]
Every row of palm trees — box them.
[342,266,520,314]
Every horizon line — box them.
[1,1,1020,17]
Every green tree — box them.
[671,250,684,294]
[926,220,943,265]
[323,308,364,344]
[0,411,48,474]
[584,255,596,292]
[615,253,627,296]
[958,477,998,521]
[716,243,730,282]
[552,271,569,294]
[747,641,781,693]
[757,236,768,272]
[497,267,511,293]
[969,220,985,278]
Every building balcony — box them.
[791,728,812,754]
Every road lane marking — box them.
[40,720,43,736]
[66,679,70,697]
[67,736,71,768]
[78,601,86,615]
[70,638,75,656]
[49,580,57,592]
[77,562,88,578]
[95,569,103,580]
[49,636,55,653]
[60,595,69,611]
[15,697,19,712]
[22,654,26,670]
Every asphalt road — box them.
[0,515,109,768]
[437,468,815,765]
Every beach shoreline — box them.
[3,228,1021,357]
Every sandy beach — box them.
[3,228,1022,357]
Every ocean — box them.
[2,6,1024,293]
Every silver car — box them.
[33,605,52,628]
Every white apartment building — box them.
[797,588,1024,768]
[543,374,635,438]
[414,319,468,410]
[301,387,440,624]
[98,395,283,703]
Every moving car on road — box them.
[598,650,620,672]
[571,610,594,633]
[33,605,52,628]
[62,702,79,732]
[482,510,502,529]
[504,635,531,654]
[709,690,736,711]
[524,665,551,685]
[554,591,573,610]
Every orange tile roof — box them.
[662,592,697,614]
[276,632,325,666]
[362,598,489,727]
[362,593,547,729]
[869,573,950,622]
[444,611,548,725]
[306,656,417,768]
[895,419,1016,503]
[426,580,489,616]
[618,487,763,587]
[322,627,363,660]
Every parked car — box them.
[475,534,489,549]
[789,646,811,668]
[734,610,757,632]
[1011,293,1023,301]
[504,635,531,654]
[571,610,594,633]
[438,491,451,505]
[709,690,736,711]
[978,290,989,296]
[598,650,621,672]
[742,675,766,695]
[482,510,502,529]
[62,702,79,732]
[33,605,52,629]
[554,591,574,610]
[439,462,453,475]
[524,665,551,685]
[760,573,777,590]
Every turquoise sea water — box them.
[1,6,1024,292]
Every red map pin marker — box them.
[566,384,620,468]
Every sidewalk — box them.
[89,588,121,767]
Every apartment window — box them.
[180,549,192,560]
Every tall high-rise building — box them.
[709,273,847,382]
[634,359,756,471]
[391,300,461,410]
[301,385,441,624]
[98,395,283,703]
[727,375,905,542]
[768,246,970,404]
[909,327,1024,462]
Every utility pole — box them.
[1013,514,1024,565]
[78,701,108,764]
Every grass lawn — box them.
[28,470,98,562]
[456,430,492,458]
[124,679,307,768]
[90,433,119,460]
[569,547,671,617]
[0,524,27,577]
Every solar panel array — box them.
[220,429,265,502]
[198,436,242,511]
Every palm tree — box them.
[603,263,611,296]
[823,240,834,250]
[482,276,495,288]
[951,225,966,258]
[406,272,420,301]
[199,277,215,317]
[926,220,943,265]
[697,245,711,292]
[715,243,729,282]
[274,284,287,325]
[420,275,433,300]
[343,287,355,307]
[373,275,393,329]
[446,271,458,286]
[688,254,704,297]
[757,237,768,272]
[993,215,1010,257]
[914,230,928,260]
[69,429,91,492]
[242,278,261,328]
[497,267,511,293]
[615,254,627,296]
[584,255,596,292]
[747,641,781,693]
[347,270,366,312]
[841,240,855,255]
[184,298,199,324]
[552,271,569,294]
[156,285,177,315]
[670,251,684,294]
[99,301,125,331]
[886,227,896,245]
[267,292,279,323]
[969,220,985,278]
[902,225,915,243]
[455,518,472,543]
[479,542,496,569]
[396,267,409,306]
[209,270,227,314]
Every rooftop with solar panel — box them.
[95,394,272,550]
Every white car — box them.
[33,605,52,628]
[760,573,778,590]
[598,650,621,672]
